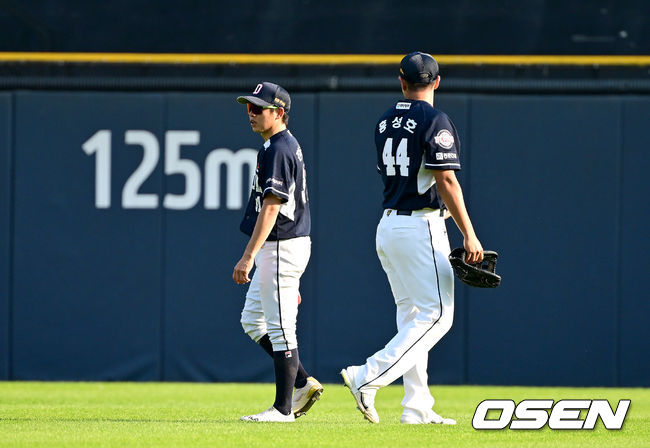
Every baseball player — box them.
[341,52,483,424]
[233,82,322,422]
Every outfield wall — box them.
[0,91,648,386]
[2,0,648,54]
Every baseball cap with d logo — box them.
[237,82,291,112]
[399,52,439,85]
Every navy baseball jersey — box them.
[240,129,311,240]
[375,99,461,211]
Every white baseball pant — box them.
[240,236,311,352]
[353,209,454,421]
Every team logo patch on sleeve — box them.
[434,129,455,149]
[436,152,457,160]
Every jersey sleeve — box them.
[423,113,461,170]
[260,148,294,203]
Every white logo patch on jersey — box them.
[434,129,455,149]
[396,102,412,110]
[435,151,457,161]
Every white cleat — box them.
[401,410,457,425]
[292,376,324,418]
[340,367,379,424]
[240,406,295,423]
[430,410,456,425]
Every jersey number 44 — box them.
[382,137,410,177]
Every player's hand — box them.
[463,236,484,264]
[233,255,254,284]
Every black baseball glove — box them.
[448,248,501,288]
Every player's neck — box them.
[404,90,434,106]
[261,124,287,141]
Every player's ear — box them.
[399,76,408,92]
[275,107,284,121]
[433,75,441,90]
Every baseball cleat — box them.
[340,367,379,423]
[429,410,457,425]
[401,410,457,425]
[292,376,324,418]
[240,406,295,423]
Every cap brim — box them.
[236,96,274,107]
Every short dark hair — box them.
[282,110,289,125]
[401,77,435,92]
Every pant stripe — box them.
[358,218,444,389]
[427,218,444,306]
[276,238,289,351]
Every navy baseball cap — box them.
[399,52,439,85]
[237,82,291,112]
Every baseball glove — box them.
[448,248,501,288]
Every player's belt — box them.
[386,209,444,217]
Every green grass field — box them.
[0,382,648,447]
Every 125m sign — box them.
[82,130,257,210]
